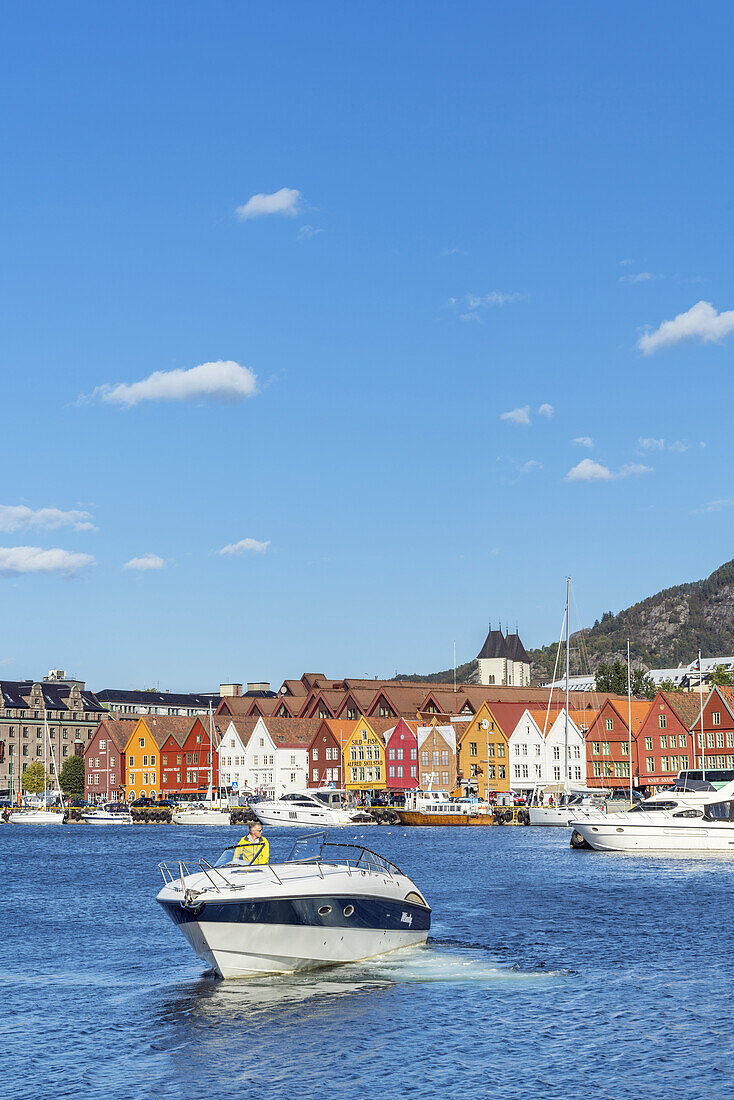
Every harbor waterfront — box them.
[3,825,733,1099]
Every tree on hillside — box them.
[21,761,50,794]
[658,678,682,693]
[59,755,85,796]
[595,660,657,700]
[709,664,734,687]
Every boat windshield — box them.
[628,800,679,813]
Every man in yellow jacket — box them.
[234,820,270,865]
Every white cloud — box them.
[454,290,520,321]
[297,224,321,241]
[519,460,542,474]
[638,300,734,354]
[619,258,635,266]
[217,538,270,556]
[0,505,95,532]
[669,441,688,453]
[565,459,652,482]
[572,436,593,448]
[89,360,258,407]
[500,405,531,425]
[638,437,665,451]
[621,272,660,284]
[538,403,554,418]
[699,499,734,513]
[235,188,301,221]
[0,546,95,577]
[124,554,166,571]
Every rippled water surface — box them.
[3,823,733,1099]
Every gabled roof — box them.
[132,715,201,748]
[218,716,261,749]
[661,691,705,729]
[87,717,137,754]
[505,632,530,664]
[416,723,457,752]
[714,686,734,720]
[310,719,359,751]
[477,629,510,660]
[260,717,322,748]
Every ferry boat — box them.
[395,791,495,826]
[570,779,734,852]
[251,789,374,828]
[157,832,430,978]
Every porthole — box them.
[318,905,332,916]
[343,905,354,917]
[616,828,624,833]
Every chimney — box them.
[246,682,270,694]
[220,683,243,697]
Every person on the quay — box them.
[234,820,270,864]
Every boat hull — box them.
[172,811,232,826]
[395,810,495,826]
[528,807,573,827]
[13,811,65,825]
[252,805,364,828]
[571,818,734,852]
[158,893,429,978]
[83,813,132,824]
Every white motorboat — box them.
[252,789,374,828]
[172,804,232,827]
[157,833,431,978]
[14,712,65,824]
[83,806,132,824]
[570,779,734,852]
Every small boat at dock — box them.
[395,791,495,826]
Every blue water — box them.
[2,824,733,1099]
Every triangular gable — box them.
[367,689,398,719]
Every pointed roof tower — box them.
[505,631,530,664]
[477,628,511,660]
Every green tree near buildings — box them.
[59,755,85,797]
[21,761,51,794]
[709,664,734,687]
[595,660,657,700]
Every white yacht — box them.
[172,804,232,827]
[528,785,601,826]
[83,805,133,825]
[252,789,374,828]
[157,833,430,978]
[13,806,65,826]
[570,779,734,852]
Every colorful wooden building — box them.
[84,717,135,802]
[343,716,386,794]
[307,719,356,789]
[584,699,649,789]
[636,691,701,791]
[385,718,419,791]
[416,719,457,792]
[456,702,510,796]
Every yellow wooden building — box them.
[343,716,386,793]
[123,717,161,799]
[456,701,510,797]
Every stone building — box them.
[477,627,531,686]
[0,670,105,800]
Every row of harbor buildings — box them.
[81,681,734,803]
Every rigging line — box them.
[545,606,567,736]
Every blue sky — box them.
[2,1,734,690]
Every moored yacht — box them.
[13,806,65,825]
[83,804,133,824]
[156,832,431,978]
[251,789,374,828]
[528,784,601,826]
[172,803,232,827]
[570,779,734,852]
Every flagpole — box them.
[698,650,706,783]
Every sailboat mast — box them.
[698,649,706,783]
[564,576,570,791]
[627,639,633,807]
[208,703,214,801]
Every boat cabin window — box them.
[672,809,703,818]
[703,800,734,822]
[629,801,678,813]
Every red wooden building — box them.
[307,719,355,788]
[385,718,419,791]
[159,716,219,796]
[636,691,701,791]
[691,686,734,772]
[585,698,650,789]
[84,717,135,802]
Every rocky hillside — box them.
[530,559,734,681]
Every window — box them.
[397,766,403,777]
[388,765,395,778]
[411,748,417,760]
[593,761,601,777]
[553,766,560,780]
[660,756,669,772]
[614,762,630,778]
[487,743,495,758]
[441,771,448,785]
[659,735,667,749]
[421,751,429,766]
[716,731,725,748]
[713,712,721,726]
[139,738,144,747]
[162,754,168,765]
[602,742,610,756]
[398,748,404,761]
[498,765,506,779]
[497,744,505,758]
[388,748,394,760]
[620,742,628,756]
[487,764,495,780]
[605,717,613,731]
[177,754,182,764]
[469,742,477,756]
[658,713,667,729]
[593,742,601,755]
[313,748,319,760]
[522,764,529,779]
[727,732,734,748]
[441,750,448,765]
[143,755,148,766]
[410,766,417,778]
[100,740,106,750]
[679,734,687,748]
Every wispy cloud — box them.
[124,554,166,571]
[217,538,270,556]
[638,437,689,454]
[235,187,301,221]
[441,247,467,256]
[638,300,734,354]
[619,258,635,266]
[0,505,95,533]
[500,405,531,426]
[621,271,661,284]
[85,360,258,407]
[297,224,321,241]
[538,403,554,418]
[453,290,520,322]
[698,499,734,513]
[0,546,95,577]
[572,436,593,448]
[518,460,542,474]
[565,459,652,482]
